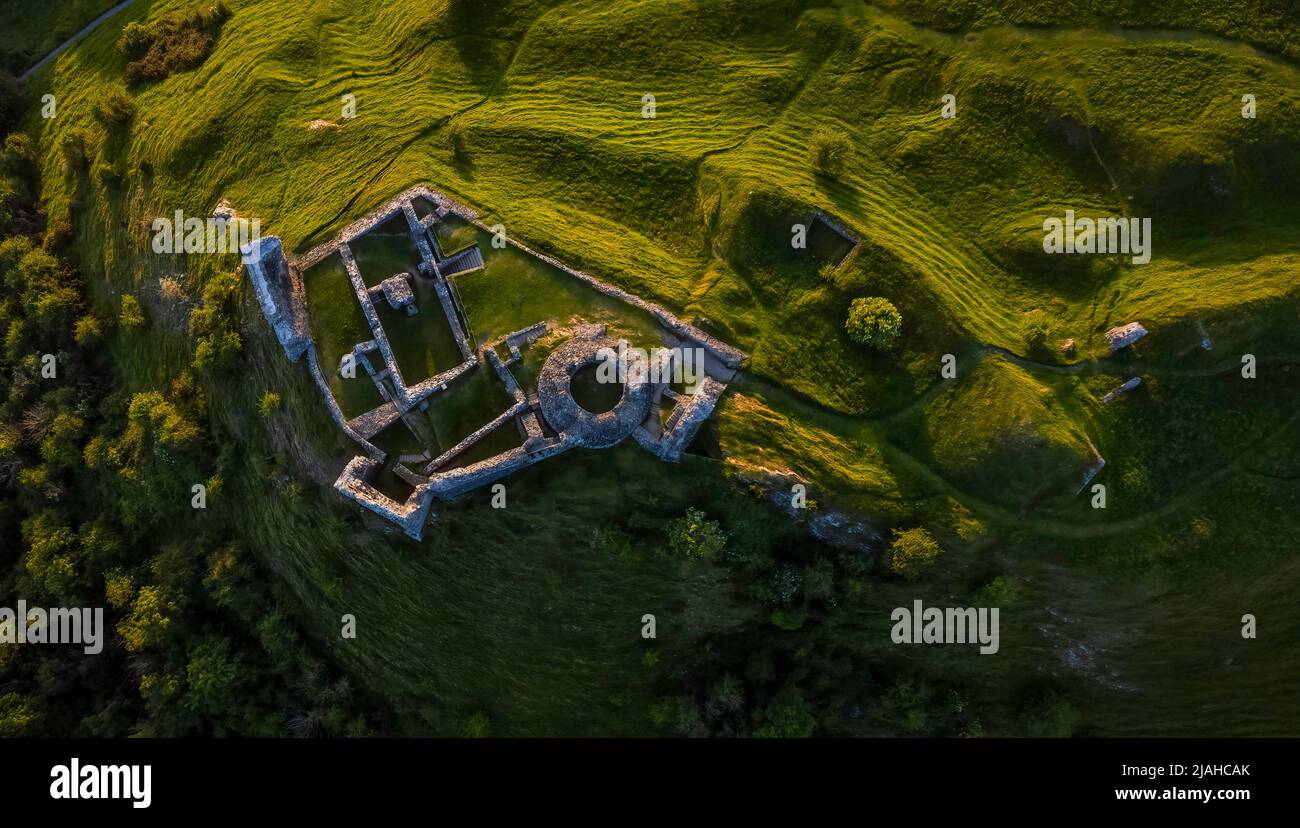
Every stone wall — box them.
[264,183,751,542]
[633,376,725,462]
[242,236,310,361]
[333,456,436,540]
[339,243,413,404]
[296,184,747,373]
[423,401,529,474]
[304,346,382,460]
[425,435,576,500]
[461,215,747,373]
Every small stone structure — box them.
[537,333,652,450]
[1101,376,1142,405]
[245,184,745,540]
[810,210,861,266]
[379,273,416,315]
[1105,322,1148,352]
[333,456,435,539]
[1074,456,1107,496]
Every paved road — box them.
[19,0,136,81]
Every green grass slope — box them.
[14,0,1300,735]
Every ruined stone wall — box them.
[426,435,576,500]
[305,346,382,460]
[423,400,529,474]
[295,185,747,372]
[333,456,436,540]
[268,184,751,540]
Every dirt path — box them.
[736,334,1300,539]
[19,0,135,81]
[981,344,1300,378]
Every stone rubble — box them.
[1104,321,1148,352]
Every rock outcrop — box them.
[1104,322,1148,352]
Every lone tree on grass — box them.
[119,294,145,328]
[445,121,469,161]
[666,507,727,560]
[809,127,853,178]
[1022,309,1054,353]
[889,527,941,580]
[92,88,137,131]
[845,296,902,349]
[259,391,282,418]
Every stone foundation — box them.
[246,184,748,542]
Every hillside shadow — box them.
[818,173,864,219]
[449,1,507,95]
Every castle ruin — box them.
[244,185,745,540]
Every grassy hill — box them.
[0,0,120,75]
[10,0,1300,735]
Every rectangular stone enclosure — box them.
[244,184,746,540]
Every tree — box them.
[0,693,38,737]
[975,575,1021,607]
[666,507,727,559]
[190,271,243,371]
[3,132,36,170]
[21,511,79,599]
[461,711,491,738]
[845,296,902,349]
[889,527,941,580]
[118,22,152,58]
[183,637,245,719]
[192,329,242,371]
[445,121,469,160]
[33,285,81,334]
[40,411,85,469]
[92,88,137,130]
[14,247,81,333]
[259,391,281,417]
[0,176,20,233]
[125,390,201,449]
[754,685,816,738]
[74,314,103,346]
[0,318,21,362]
[117,585,175,652]
[809,127,853,178]
[120,294,144,328]
[0,235,34,284]
[1022,309,1053,352]
[94,386,207,526]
